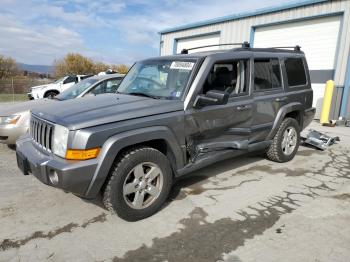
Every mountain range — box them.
[17,63,54,74]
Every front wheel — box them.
[266,118,300,162]
[45,91,58,99]
[103,147,173,221]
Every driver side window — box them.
[202,60,248,97]
[106,79,122,93]
[90,81,106,95]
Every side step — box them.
[177,140,272,177]
[196,140,249,153]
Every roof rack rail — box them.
[180,42,250,54]
[268,45,301,51]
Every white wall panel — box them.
[254,16,341,70]
[176,33,220,54]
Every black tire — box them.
[103,147,173,221]
[44,91,58,98]
[266,117,300,163]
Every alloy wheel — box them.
[281,126,297,155]
[122,162,164,210]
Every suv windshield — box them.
[56,78,99,100]
[53,77,66,84]
[117,59,196,99]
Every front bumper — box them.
[16,136,99,197]
[0,124,28,145]
[28,91,41,100]
[303,107,316,129]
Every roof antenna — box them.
[294,45,301,51]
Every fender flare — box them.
[84,126,184,198]
[266,102,303,140]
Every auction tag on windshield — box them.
[170,61,194,70]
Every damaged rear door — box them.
[185,58,253,160]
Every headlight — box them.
[52,124,69,158]
[0,115,21,125]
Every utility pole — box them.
[12,77,14,102]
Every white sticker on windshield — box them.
[170,61,194,70]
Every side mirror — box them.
[193,90,229,108]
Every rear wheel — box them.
[103,147,173,221]
[266,118,300,162]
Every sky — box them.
[0,0,305,66]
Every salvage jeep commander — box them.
[16,43,315,221]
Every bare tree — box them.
[54,53,95,77]
[54,53,130,77]
[112,64,129,74]
[0,55,18,79]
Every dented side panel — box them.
[184,99,253,160]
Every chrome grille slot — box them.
[30,115,54,152]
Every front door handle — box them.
[237,105,252,111]
[275,97,288,102]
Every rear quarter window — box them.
[285,58,307,87]
[254,58,282,92]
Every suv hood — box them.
[31,83,60,91]
[31,84,50,90]
[32,93,184,130]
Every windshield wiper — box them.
[124,92,160,99]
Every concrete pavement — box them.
[0,121,349,262]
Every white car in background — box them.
[28,74,92,99]
[1,74,124,145]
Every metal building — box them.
[159,0,350,120]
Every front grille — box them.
[30,115,54,151]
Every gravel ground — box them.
[0,121,350,262]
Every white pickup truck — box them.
[28,75,92,99]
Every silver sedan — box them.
[0,74,124,145]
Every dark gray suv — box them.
[16,44,315,221]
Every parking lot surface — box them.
[0,121,350,262]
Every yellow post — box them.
[320,80,335,124]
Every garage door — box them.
[253,15,341,118]
[176,33,220,54]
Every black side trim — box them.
[251,122,273,131]
[226,127,251,135]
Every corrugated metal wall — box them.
[160,0,350,88]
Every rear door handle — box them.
[237,105,252,111]
[275,97,288,102]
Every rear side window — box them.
[285,58,307,87]
[254,59,282,91]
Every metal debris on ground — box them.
[302,129,340,150]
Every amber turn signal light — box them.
[65,148,100,160]
[9,116,21,125]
